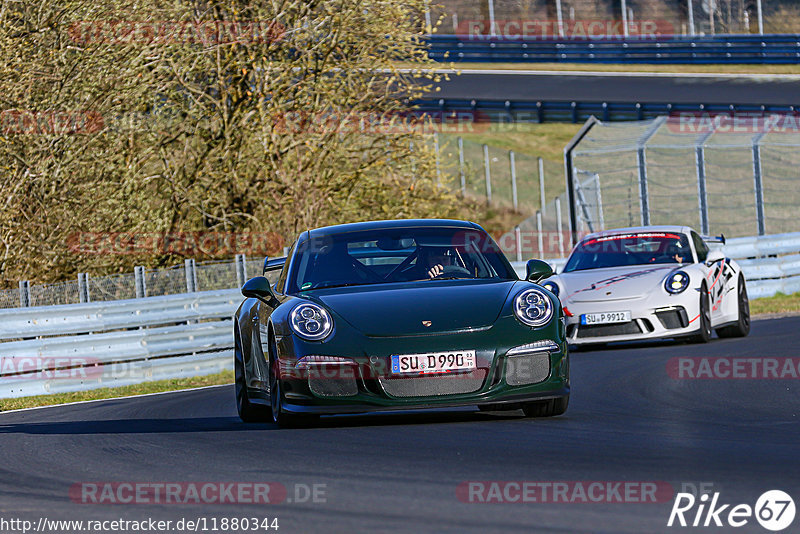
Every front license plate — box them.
[391,350,477,375]
[580,311,632,325]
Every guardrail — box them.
[0,290,240,399]
[512,231,800,299]
[426,34,800,64]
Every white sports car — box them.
[540,226,750,346]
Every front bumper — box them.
[252,318,569,415]
[564,295,701,345]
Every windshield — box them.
[563,232,692,272]
[287,227,515,293]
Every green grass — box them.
[0,370,233,412]
[750,292,800,316]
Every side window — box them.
[274,241,296,294]
[691,231,708,262]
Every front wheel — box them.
[268,335,317,428]
[716,274,750,338]
[522,396,569,418]
[235,327,271,423]
[688,283,712,344]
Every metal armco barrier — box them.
[512,231,800,300]
[426,34,800,64]
[0,290,240,399]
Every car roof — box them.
[305,219,481,238]
[581,225,694,242]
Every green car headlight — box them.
[513,288,553,328]
[665,271,690,294]
[290,303,333,341]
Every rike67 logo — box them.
[668,490,795,531]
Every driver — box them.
[421,246,455,278]
[665,242,687,264]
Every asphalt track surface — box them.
[2,316,799,533]
[431,70,800,106]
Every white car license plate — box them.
[391,350,476,375]
[580,311,631,325]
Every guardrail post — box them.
[482,144,492,204]
[514,225,522,262]
[18,281,30,307]
[538,156,546,216]
[458,137,466,197]
[555,197,565,258]
[509,151,518,211]
[78,273,90,303]
[235,254,248,287]
[184,259,198,293]
[752,132,767,236]
[134,266,146,298]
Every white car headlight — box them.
[290,303,333,341]
[514,288,554,328]
[665,271,690,294]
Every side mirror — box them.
[526,259,554,283]
[242,276,276,302]
[705,250,725,265]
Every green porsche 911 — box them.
[233,219,569,426]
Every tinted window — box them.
[691,231,708,262]
[564,232,692,272]
[286,227,514,293]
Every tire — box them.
[235,326,272,423]
[688,282,712,344]
[522,396,569,418]
[268,334,317,428]
[716,274,751,338]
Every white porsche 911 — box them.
[540,226,750,346]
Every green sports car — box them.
[233,219,569,426]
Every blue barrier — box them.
[413,98,799,123]
[426,34,800,64]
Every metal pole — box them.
[433,133,441,186]
[621,0,629,37]
[515,225,522,262]
[564,117,599,246]
[752,132,767,235]
[488,0,496,37]
[510,150,518,211]
[594,174,605,231]
[18,280,30,307]
[184,259,198,293]
[536,212,544,257]
[756,0,764,35]
[637,147,650,226]
[687,0,695,36]
[555,0,565,38]
[709,0,715,35]
[235,254,248,287]
[134,266,146,298]
[78,273,90,303]
[695,128,715,235]
[424,9,432,34]
[483,144,492,204]
[555,197,565,257]
[458,137,466,196]
[538,157,546,216]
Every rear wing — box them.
[263,257,287,275]
[701,234,726,245]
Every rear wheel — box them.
[235,327,271,423]
[717,274,750,338]
[522,396,569,418]
[688,282,712,344]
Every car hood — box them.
[308,280,518,337]
[558,265,678,303]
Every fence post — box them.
[536,212,544,257]
[433,133,441,186]
[687,0,695,35]
[458,137,466,196]
[594,174,605,231]
[695,128,715,235]
[235,254,248,288]
[18,280,30,307]
[134,266,146,298]
[184,259,198,293]
[509,150,518,211]
[483,144,492,204]
[555,196,565,258]
[488,0,496,36]
[637,147,650,226]
[538,156,546,216]
[752,132,767,236]
[515,225,522,262]
[78,273,90,303]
